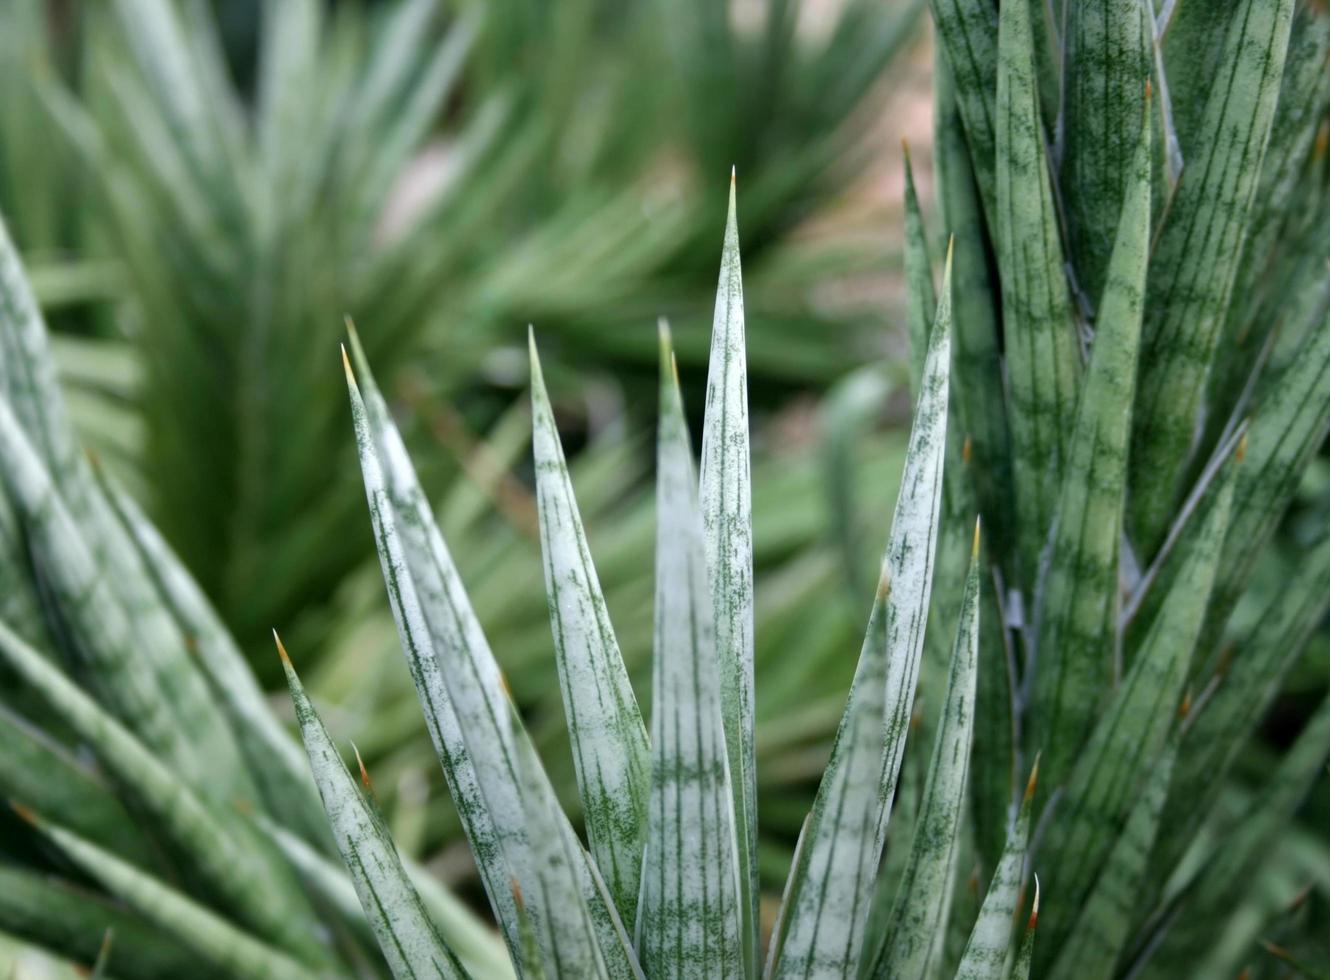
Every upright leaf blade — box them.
[927,0,999,225]
[530,334,650,928]
[276,636,470,980]
[871,523,981,979]
[638,325,743,978]
[1031,97,1152,790]
[698,177,760,979]
[994,0,1083,584]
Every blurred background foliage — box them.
[0,0,932,915]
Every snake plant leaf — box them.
[637,324,743,978]
[276,634,470,980]
[0,704,153,868]
[1031,97,1152,791]
[1130,0,1294,553]
[765,595,888,978]
[530,333,650,927]
[1010,877,1040,980]
[902,145,935,395]
[1037,450,1237,961]
[872,523,981,979]
[0,619,325,964]
[1060,0,1153,305]
[1047,737,1178,980]
[994,0,1083,585]
[933,59,1014,567]
[877,242,953,848]
[1144,690,1330,974]
[0,865,212,980]
[100,477,329,846]
[954,758,1037,980]
[1154,529,1330,878]
[343,333,640,977]
[698,177,760,979]
[926,0,999,225]
[14,810,321,980]
[512,883,551,980]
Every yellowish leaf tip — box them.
[340,344,354,384]
[1144,78,1152,103]
[273,629,292,669]
[945,234,955,269]
[971,517,982,559]
[10,801,38,827]
[352,742,376,797]
[1024,753,1041,803]
[901,137,910,161]
[1178,689,1193,720]
[1236,433,1248,463]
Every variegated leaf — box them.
[927,0,999,225]
[276,635,469,980]
[1009,878,1040,980]
[530,333,650,927]
[637,324,743,978]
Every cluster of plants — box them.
[1,0,1330,977]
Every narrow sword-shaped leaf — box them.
[1060,0,1153,305]
[765,595,888,978]
[954,758,1038,980]
[994,0,1083,585]
[343,335,640,977]
[902,144,936,396]
[1129,0,1295,552]
[1010,877,1040,980]
[276,635,470,980]
[1047,737,1178,980]
[926,0,999,225]
[1036,452,1236,962]
[871,523,981,979]
[0,618,325,964]
[530,333,650,927]
[14,811,320,980]
[1031,98,1152,791]
[698,177,760,980]
[637,324,743,978]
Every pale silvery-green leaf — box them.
[1037,450,1237,963]
[276,634,469,980]
[1031,97,1152,791]
[698,176,760,980]
[0,618,325,965]
[954,758,1037,980]
[530,333,650,928]
[14,811,319,980]
[871,523,981,979]
[637,324,743,978]
[342,334,640,978]
[1130,0,1294,552]
[994,0,1083,585]
[765,596,887,978]
[1047,738,1177,980]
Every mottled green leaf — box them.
[927,0,999,225]
[954,759,1037,980]
[277,635,470,980]
[697,177,760,980]
[994,0,1083,583]
[1031,97,1152,790]
[637,324,743,978]
[529,334,650,928]
[1130,0,1294,552]
[902,145,936,396]
[871,525,981,979]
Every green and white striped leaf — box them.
[698,177,760,979]
[529,333,650,927]
[927,0,999,225]
[902,145,935,396]
[276,635,469,980]
[1031,97,1152,790]
[765,595,887,978]
[0,618,324,964]
[637,324,743,978]
[1130,0,1294,551]
[1009,878,1040,980]
[954,758,1037,980]
[1046,738,1177,980]
[1060,0,1153,305]
[1037,451,1237,961]
[871,524,981,979]
[15,811,319,980]
[343,333,640,977]
[994,0,1083,584]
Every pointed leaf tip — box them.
[1025,754,1041,802]
[10,801,38,827]
[972,517,982,558]
[273,630,292,669]
[1029,874,1040,929]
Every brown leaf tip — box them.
[1144,78,1152,102]
[961,435,973,464]
[352,743,375,795]
[1236,433,1248,462]
[10,802,38,826]
[1024,753,1041,802]
[1028,873,1041,929]
[1177,689,1193,720]
[510,878,525,909]
[273,629,292,668]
